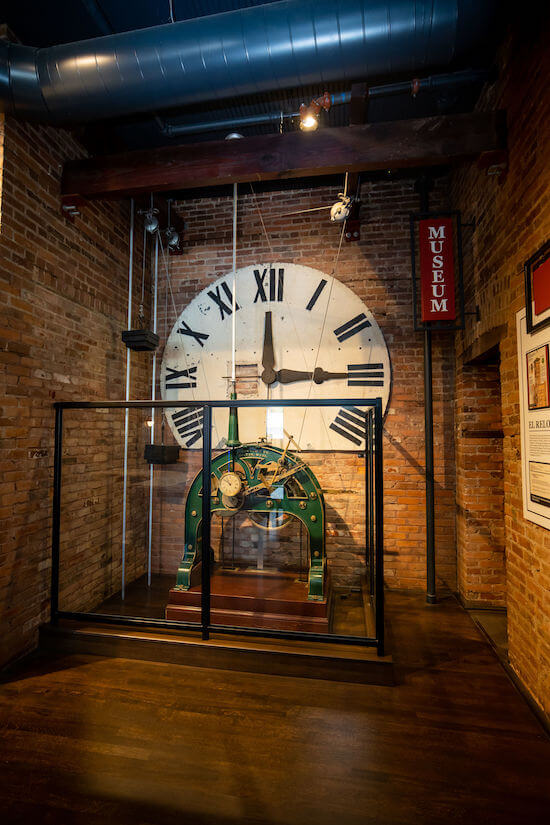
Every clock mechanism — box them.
[173,405,327,601]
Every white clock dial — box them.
[218,472,243,497]
[160,263,391,450]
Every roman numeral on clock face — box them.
[347,363,385,387]
[171,407,203,448]
[165,366,197,390]
[329,407,367,446]
[334,313,371,342]
[208,281,240,320]
[253,268,284,303]
[177,320,209,348]
[306,279,327,311]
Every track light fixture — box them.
[165,226,180,250]
[139,206,160,233]
[299,91,331,132]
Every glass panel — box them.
[204,403,376,639]
[58,405,204,625]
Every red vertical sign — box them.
[419,217,456,321]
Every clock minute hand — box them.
[261,311,276,385]
[313,367,348,384]
[277,368,312,384]
[276,367,349,384]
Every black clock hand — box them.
[313,367,348,384]
[261,311,276,385]
[276,367,349,384]
[277,368,312,384]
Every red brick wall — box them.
[152,179,457,593]
[451,19,550,714]
[455,362,505,606]
[0,114,151,667]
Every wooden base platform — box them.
[40,621,393,685]
[165,568,332,633]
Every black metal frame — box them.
[409,210,466,332]
[524,238,550,334]
[51,398,384,656]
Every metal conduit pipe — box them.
[161,91,351,137]
[0,0,495,125]
[160,68,488,137]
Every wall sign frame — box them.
[517,308,550,530]
[409,210,466,332]
[524,239,550,334]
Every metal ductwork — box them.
[0,0,495,125]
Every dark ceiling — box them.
[1,0,500,158]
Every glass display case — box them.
[51,398,384,654]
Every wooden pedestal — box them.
[165,567,332,633]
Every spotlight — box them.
[139,207,159,234]
[165,226,180,249]
[299,91,331,132]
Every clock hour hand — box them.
[276,367,348,384]
[261,311,277,385]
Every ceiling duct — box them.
[0,0,495,125]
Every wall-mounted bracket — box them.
[464,305,481,323]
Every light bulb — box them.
[300,113,318,132]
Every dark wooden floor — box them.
[1,592,549,825]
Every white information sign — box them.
[517,308,550,529]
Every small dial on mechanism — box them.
[218,471,243,497]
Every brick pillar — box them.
[455,360,506,606]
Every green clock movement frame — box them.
[176,435,327,600]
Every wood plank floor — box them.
[1,592,549,825]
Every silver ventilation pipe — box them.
[0,0,495,125]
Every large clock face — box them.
[161,263,391,450]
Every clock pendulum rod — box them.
[231,182,238,391]
[121,197,135,601]
[227,182,241,470]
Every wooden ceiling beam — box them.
[61,111,505,203]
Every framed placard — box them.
[526,344,550,410]
[517,308,550,530]
[525,239,550,334]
